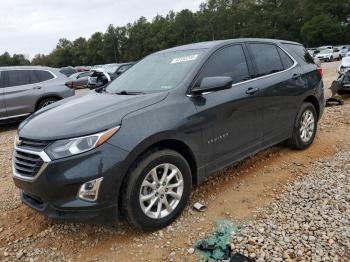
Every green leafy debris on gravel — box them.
[195,220,237,261]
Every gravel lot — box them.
[0,61,349,261]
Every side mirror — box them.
[191,76,233,95]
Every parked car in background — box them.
[12,38,324,230]
[340,48,349,59]
[109,62,135,80]
[74,66,90,72]
[0,66,75,122]
[87,63,135,89]
[65,71,91,89]
[59,66,77,77]
[87,68,111,89]
[338,57,350,74]
[315,48,340,62]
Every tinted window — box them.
[0,72,3,88]
[197,45,250,85]
[278,48,294,69]
[117,65,132,74]
[284,44,314,64]
[35,70,54,82]
[6,70,32,87]
[248,43,284,77]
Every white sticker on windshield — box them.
[171,54,199,64]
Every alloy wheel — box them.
[299,110,315,143]
[139,163,184,219]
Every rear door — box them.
[191,44,263,174]
[3,70,44,117]
[0,71,7,119]
[246,42,305,145]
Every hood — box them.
[18,91,168,140]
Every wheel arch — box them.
[303,95,320,120]
[35,95,62,110]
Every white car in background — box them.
[315,48,340,62]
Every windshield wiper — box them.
[114,90,145,95]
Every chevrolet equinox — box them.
[12,39,325,230]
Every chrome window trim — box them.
[187,43,298,97]
[12,146,51,182]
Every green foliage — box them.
[301,15,344,46]
[0,52,30,66]
[1,0,350,67]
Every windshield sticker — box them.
[171,54,199,64]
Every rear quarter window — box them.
[283,43,314,64]
[247,43,284,77]
[34,70,55,82]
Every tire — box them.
[329,56,334,62]
[286,103,318,150]
[121,149,192,231]
[37,98,59,110]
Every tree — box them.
[301,15,344,46]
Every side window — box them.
[248,43,284,77]
[278,48,294,69]
[6,70,32,87]
[196,45,250,85]
[283,44,314,64]
[0,72,3,88]
[35,70,54,82]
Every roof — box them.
[0,66,58,71]
[156,38,302,54]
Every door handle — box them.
[32,86,42,90]
[246,87,259,95]
[292,73,301,80]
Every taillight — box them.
[65,81,74,89]
[316,67,323,78]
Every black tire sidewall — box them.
[294,103,317,148]
[124,150,192,230]
[38,98,58,110]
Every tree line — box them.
[1,0,349,67]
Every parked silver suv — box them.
[0,66,75,121]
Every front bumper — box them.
[12,142,129,225]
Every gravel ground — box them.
[230,150,350,261]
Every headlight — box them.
[45,126,120,159]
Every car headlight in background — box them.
[45,126,120,159]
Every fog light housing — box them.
[78,178,104,202]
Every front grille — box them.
[13,150,44,178]
[19,138,50,151]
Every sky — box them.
[0,0,203,58]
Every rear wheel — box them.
[37,98,58,110]
[286,103,317,149]
[121,149,192,231]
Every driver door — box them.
[191,44,263,174]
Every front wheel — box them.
[37,98,59,110]
[286,103,318,150]
[121,149,192,231]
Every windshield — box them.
[106,49,205,94]
[319,49,332,54]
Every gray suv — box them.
[0,66,75,121]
